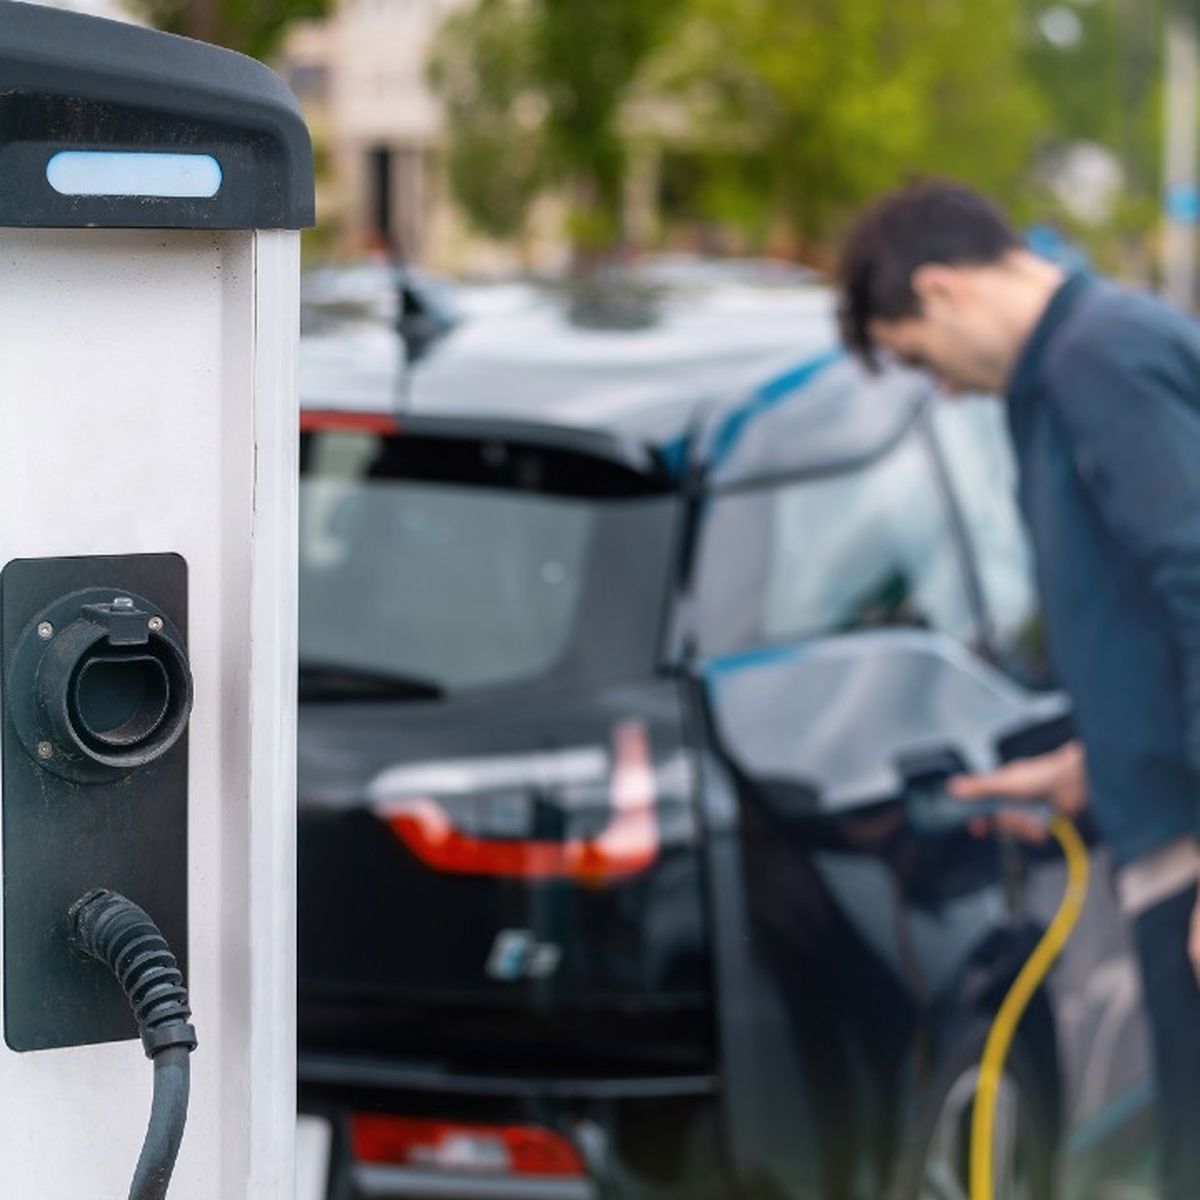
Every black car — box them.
[296,274,1153,1200]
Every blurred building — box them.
[282,0,580,274]
[28,0,141,22]
[281,0,474,266]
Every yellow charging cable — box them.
[969,815,1090,1200]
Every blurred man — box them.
[838,179,1200,1200]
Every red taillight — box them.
[350,1116,586,1177]
[377,721,659,885]
[300,409,400,434]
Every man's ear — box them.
[911,263,964,309]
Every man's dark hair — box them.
[837,180,1021,366]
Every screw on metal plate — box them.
[148,616,164,633]
[36,622,54,641]
[36,742,53,761]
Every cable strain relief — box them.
[141,1021,197,1059]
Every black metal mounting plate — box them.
[2,553,189,1052]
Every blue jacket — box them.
[1007,272,1200,866]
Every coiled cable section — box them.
[70,889,198,1200]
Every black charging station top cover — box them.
[0,0,314,230]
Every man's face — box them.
[867,266,1012,396]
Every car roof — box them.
[299,268,931,487]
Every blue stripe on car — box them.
[701,643,811,679]
[708,349,843,467]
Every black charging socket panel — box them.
[1,554,189,1052]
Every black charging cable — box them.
[70,890,198,1200]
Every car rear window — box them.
[299,427,679,698]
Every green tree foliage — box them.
[434,0,1165,261]
[532,0,688,245]
[1017,0,1162,273]
[130,0,328,60]
[430,0,687,252]
[1025,0,1124,149]
[656,0,1043,251]
[428,0,546,243]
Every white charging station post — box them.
[0,5,312,1196]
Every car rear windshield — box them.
[299,427,679,700]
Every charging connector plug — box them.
[905,784,1053,836]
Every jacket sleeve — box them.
[1047,330,1200,790]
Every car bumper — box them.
[353,1164,597,1199]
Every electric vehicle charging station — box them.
[0,3,312,1195]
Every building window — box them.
[695,427,977,657]
[762,431,974,643]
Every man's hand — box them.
[948,740,1088,843]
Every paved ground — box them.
[1094,1185,1156,1200]
[1090,1152,1157,1199]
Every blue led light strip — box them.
[46,151,223,199]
